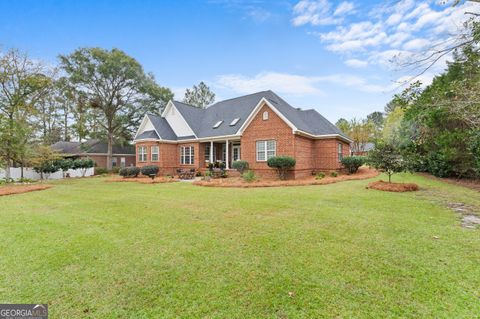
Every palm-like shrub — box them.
[267,156,296,180]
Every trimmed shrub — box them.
[330,171,338,177]
[127,166,140,178]
[141,165,160,179]
[267,156,296,180]
[315,172,325,180]
[119,168,128,177]
[242,170,256,182]
[341,156,365,174]
[232,160,249,174]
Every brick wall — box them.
[241,103,295,178]
[81,154,135,169]
[314,139,350,171]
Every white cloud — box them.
[345,59,368,68]
[216,72,324,95]
[402,38,430,51]
[334,1,355,16]
[292,0,342,26]
[215,71,394,95]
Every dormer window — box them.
[263,111,269,120]
[229,118,240,126]
[213,120,223,129]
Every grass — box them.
[0,173,479,318]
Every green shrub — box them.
[341,156,365,174]
[119,168,128,177]
[242,170,256,182]
[315,172,325,180]
[141,165,160,179]
[111,167,120,174]
[127,166,140,178]
[18,177,36,183]
[232,160,249,174]
[267,156,296,180]
[56,158,73,172]
[330,171,338,177]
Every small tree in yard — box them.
[56,158,73,178]
[341,156,365,174]
[367,143,406,183]
[32,146,61,180]
[267,156,296,180]
[232,160,249,175]
[72,158,94,177]
[140,165,159,180]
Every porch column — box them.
[210,141,214,163]
[225,139,229,169]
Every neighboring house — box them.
[134,90,352,179]
[351,142,374,156]
[52,139,136,169]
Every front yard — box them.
[0,174,479,318]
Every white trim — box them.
[162,100,198,138]
[151,145,159,162]
[237,98,298,134]
[256,140,276,162]
[294,130,353,143]
[134,114,162,141]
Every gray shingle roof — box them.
[146,114,177,140]
[136,130,159,140]
[52,140,135,155]
[139,90,349,141]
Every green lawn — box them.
[0,174,479,318]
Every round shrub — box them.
[267,156,296,180]
[232,160,249,174]
[242,170,256,182]
[119,168,128,177]
[141,165,160,179]
[341,156,365,174]
[127,166,140,178]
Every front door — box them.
[232,145,241,161]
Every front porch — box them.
[201,139,241,170]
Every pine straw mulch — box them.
[367,180,419,192]
[193,167,379,188]
[0,184,53,196]
[105,176,178,184]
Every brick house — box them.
[134,90,351,179]
[52,139,136,169]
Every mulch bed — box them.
[367,180,419,192]
[193,167,379,188]
[0,184,53,196]
[105,177,178,184]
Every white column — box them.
[225,140,229,169]
[210,141,214,163]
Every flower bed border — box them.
[193,167,378,188]
[105,177,178,184]
[367,180,419,192]
[0,184,53,196]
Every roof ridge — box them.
[209,90,271,107]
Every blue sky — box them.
[1,0,479,123]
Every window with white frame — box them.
[204,144,216,162]
[338,143,343,162]
[151,145,159,161]
[138,146,147,162]
[181,146,195,165]
[262,111,269,120]
[256,140,276,161]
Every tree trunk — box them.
[388,173,392,183]
[107,131,113,170]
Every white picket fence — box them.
[0,167,94,180]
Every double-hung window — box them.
[256,140,276,161]
[205,144,215,162]
[151,145,159,161]
[138,146,147,162]
[338,143,343,162]
[181,146,195,165]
